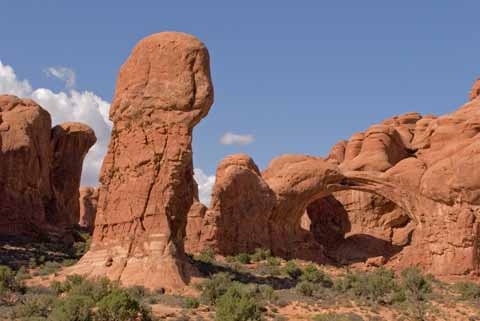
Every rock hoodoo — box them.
[72,32,214,290]
[0,95,96,243]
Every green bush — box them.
[251,248,271,262]
[38,262,61,276]
[67,276,116,302]
[183,296,200,309]
[400,267,432,301]
[398,267,432,320]
[334,268,399,304]
[196,248,216,263]
[215,283,263,321]
[295,280,317,297]
[16,266,32,282]
[12,293,57,319]
[454,282,480,300]
[95,289,151,321]
[235,253,251,264]
[48,294,94,321]
[283,260,302,279]
[300,264,333,288]
[199,272,234,305]
[0,265,22,294]
[258,284,277,302]
[312,312,364,321]
[266,256,281,266]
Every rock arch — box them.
[186,83,480,276]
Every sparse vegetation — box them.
[215,282,263,321]
[312,312,364,321]
[235,253,251,264]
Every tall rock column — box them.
[72,32,214,290]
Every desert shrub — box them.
[126,285,150,301]
[335,268,399,304]
[300,264,333,288]
[95,289,151,321]
[235,253,251,264]
[312,312,364,321]
[38,262,61,276]
[67,276,116,302]
[199,272,234,305]
[48,294,94,321]
[295,280,317,297]
[400,268,432,301]
[183,296,200,309]
[255,262,281,276]
[12,292,57,319]
[251,248,271,262]
[398,267,432,320]
[454,282,480,300]
[196,248,216,264]
[258,284,277,302]
[0,265,22,294]
[215,283,263,321]
[283,260,302,279]
[16,266,32,282]
[266,256,281,266]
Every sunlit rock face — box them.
[71,32,214,291]
[0,95,95,244]
[186,81,480,277]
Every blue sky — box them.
[1,1,479,203]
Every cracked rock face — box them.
[0,95,96,243]
[72,32,213,291]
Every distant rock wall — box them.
[0,95,96,244]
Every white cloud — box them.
[0,61,32,97]
[194,168,215,206]
[0,60,111,187]
[219,132,255,146]
[44,66,76,88]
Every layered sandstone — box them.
[186,81,480,276]
[72,32,214,290]
[0,95,96,243]
[78,187,99,233]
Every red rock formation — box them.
[51,123,97,239]
[0,95,96,243]
[79,187,99,233]
[185,154,344,262]
[186,80,480,277]
[72,32,214,291]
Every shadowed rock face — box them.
[186,81,480,276]
[79,187,99,233]
[72,32,214,291]
[0,95,96,243]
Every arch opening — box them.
[301,190,414,265]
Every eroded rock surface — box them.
[0,95,96,243]
[186,81,480,276]
[72,32,214,290]
[79,187,99,233]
